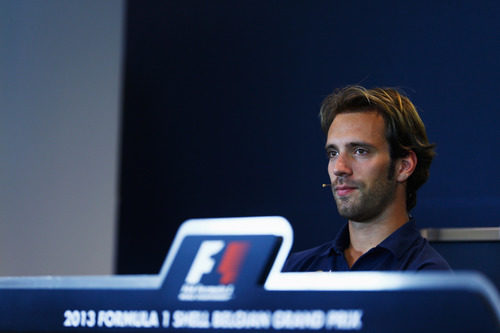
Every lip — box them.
[334,186,357,196]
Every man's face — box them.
[325,111,397,222]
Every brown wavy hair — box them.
[319,85,435,211]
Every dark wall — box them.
[117,1,499,274]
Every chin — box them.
[337,206,375,223]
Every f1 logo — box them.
[185,240,250,285]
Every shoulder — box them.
[407,238,451,271]
[386,220,451,271]
[282,241,335,272]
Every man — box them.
[283,85,450,271]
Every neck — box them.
[344,190,409,267]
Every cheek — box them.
[327,161,335,176]
[363,161,390,182]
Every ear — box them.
[396,150,417,183]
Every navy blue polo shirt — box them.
[282,220,451,272]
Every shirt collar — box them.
[332,222,350,255]
[377,219,420,259]
[330,219,420,259]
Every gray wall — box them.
[0,0,123,275]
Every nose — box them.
[330,153,352,177]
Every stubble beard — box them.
[334,162,397,223]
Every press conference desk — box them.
[0,217,498,332]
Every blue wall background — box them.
[117,1,499,274]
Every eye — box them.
[354,147,369,155]
[326,150,338,159]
